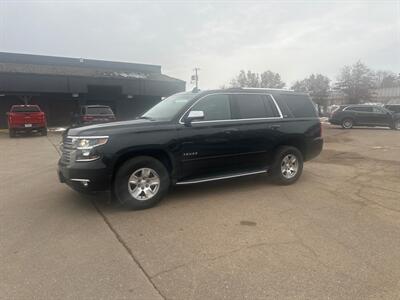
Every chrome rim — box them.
[343,120,352,128]
[281,154,299,179]
[128,168,160,201]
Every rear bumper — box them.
[304,137,323,161]
[10,124,46,130]
[328,118,340,125]
[58,159,111,192]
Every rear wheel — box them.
[341,118,353,129]
[41,128,48,136]
[271,146,303,185]
[114,156,170,210]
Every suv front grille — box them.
[60,137,73,164]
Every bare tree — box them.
[291,74,330,113]
[260,71,285,88]
[375,70,400,88]
[335,61,376,104]
[230,70,285,88]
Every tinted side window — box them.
[191,94,231,121]
[386,105,400,113]
[349,106,372,112]
[275,94,317,118]
[231,94,277,119]
[372,107,384,113]
[264,96,280,117]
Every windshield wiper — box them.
[137,116,156,121]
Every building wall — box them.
[0,93,162,128]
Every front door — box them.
[177,94,241,180]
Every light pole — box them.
[191,68,200,91]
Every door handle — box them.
[224,128,239,134]
[269,124,280,130]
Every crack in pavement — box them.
[91,201,166,300]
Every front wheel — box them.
[114,156,170,210]
[271,146,303,185]
[393,120,400,130]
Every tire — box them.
[393,120,400,130]
[9,129,15,138]
[271,146,303,185]
[113,156,170,210]
[41,128,48,136]
[341,118,353,129]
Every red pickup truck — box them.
[7,105,47,137]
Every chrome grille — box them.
[60,136,73,164]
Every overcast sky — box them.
[1,0,399,89]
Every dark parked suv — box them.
[59,88,323,209]
[329,104,400,130]
[71,105,115,127]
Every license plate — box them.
[25,124,32,127]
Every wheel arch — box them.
[111,148,175,183]
[272,137,306,161]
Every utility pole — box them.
[191,68,200,91]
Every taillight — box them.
[319,122,322,137]
[82,115,94,121]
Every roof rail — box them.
[223,87,294,92]
[242,87,295,92]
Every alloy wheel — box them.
[280,154,299,179]
[128,168,160,201]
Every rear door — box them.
[371,106,391,125]
[229,93,283,169]
[346,106,373,125]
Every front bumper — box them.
[58,159,111,192]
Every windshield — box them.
[141,92,197,121]
[11,106,40,112]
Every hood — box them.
[66,118,170,136]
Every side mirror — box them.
[184,110,204,125]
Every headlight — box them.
[69,136,109,162]
[76,137,109,150]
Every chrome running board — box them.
[176,169,268,185]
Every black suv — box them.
[329,104,400,130]
[71,105,116,127]
[59,89,323,209]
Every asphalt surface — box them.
[1,125,400,299]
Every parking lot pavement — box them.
[1,126,400,299]
[0,133,163,299]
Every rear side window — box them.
[347,106,372,112]
[191,94,231,121]
[11,106,40,112]
[86,107,114,115]
[275,94,317,118]
[231,94,280,119]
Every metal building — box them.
[0,52,185,128]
